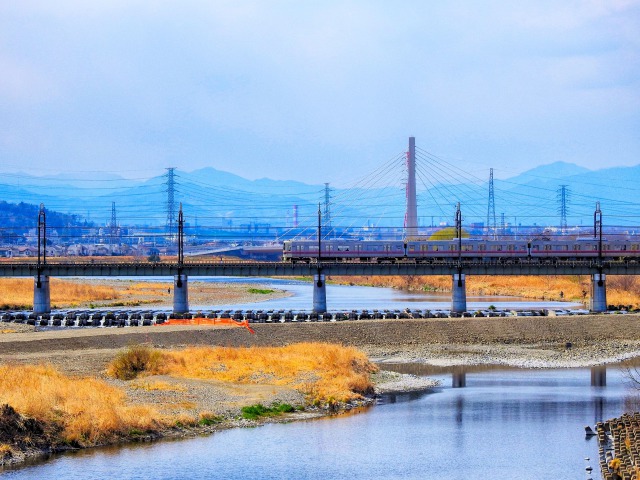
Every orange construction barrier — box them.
[155,317,255,334]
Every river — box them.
[191,276,581,312]
[2,365,635,479]
[1,279,627,479]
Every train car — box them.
[528,238,640,259]
[283,239,405,263]
[283,237,640,263]
[406,239,530,261]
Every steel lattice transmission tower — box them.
[165,167,177,241]
[486,168,497,239]
[323,183,332,234]
[110,201,117,246]
[558,185,570,234]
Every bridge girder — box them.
[0,260,638,277]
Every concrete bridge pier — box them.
[451,274,467,314]
[33,276,51,314]
[313,273,327,313]
[173,274,189,314]
[590,273,607,312]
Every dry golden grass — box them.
[0,364,167,446]
[335,274,640,308]
[0,329,17,334]
[0,443,13,458]
[108,343,378,405]
[130,380,186,392]
[0,278,118,309]
[0,278,172,309]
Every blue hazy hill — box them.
[1,162,638,229]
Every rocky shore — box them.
[4,315,640,369]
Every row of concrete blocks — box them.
[0,308,522,327]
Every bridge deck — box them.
[0,259,638,276]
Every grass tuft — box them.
[106,346,164,380]
[240,403,295,420]
[0,443,13,458]
[198,412,222,426]
[247,288,275,295]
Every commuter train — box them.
[282,238,640,263]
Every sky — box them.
[0,0,638,186]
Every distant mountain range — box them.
[0,161,638,230]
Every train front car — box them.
[282,240,319,263]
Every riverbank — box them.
[3,315,640,368]
[2,315,639,468]
[0,278,290,310]
[0,335,438,469]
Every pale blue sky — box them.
[0,1,638,185]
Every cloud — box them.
[0,1,638,181]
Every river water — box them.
[191,276,580,311]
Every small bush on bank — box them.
[241,403,295,420]
[107,346,163,380]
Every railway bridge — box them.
[0,257,633,314]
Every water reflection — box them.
[452,371,467,388]
[591,366,607,387]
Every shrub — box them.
[107,346,163,380]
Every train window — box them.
[421,245,428,252]
[532,245,540,250]
[432,245,440,251]
[632,244,639,251]
[574,245,581,251]
[394,245,403,250]
[492,245,503,252]
[558,245,568,251]
[544,245,552,251]
[408,245,415,252]
[507,244,515,251]
[337,245,350,252]
[462,245,473,251]
[478,244,485,251]
[449,245,457,252]
[621,245,627,251]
